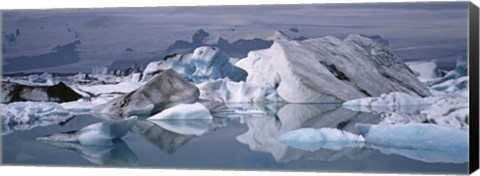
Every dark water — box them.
[1,104,469,174]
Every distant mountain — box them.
[3,40,81,73]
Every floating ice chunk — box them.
[277,128,364,152]
[356,123,468,150]
[379,93,469,130]
[60,96,113,113]
[148,103,212,120]
[39,140,138,166]
[149,119,211,136]
[198,78,283,103]
[91,69,199,118]
[36,116,138,146]
[342,92,430,113]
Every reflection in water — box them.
[2,115,74,136]
[131,120,198,153]
[367,144,468,164]
[219,103,381,162]
[38,139,138,166]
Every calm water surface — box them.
[1,104,469,174]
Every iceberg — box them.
[1,102,74,135]
[277,128,364,152]
[198,78,283,103]
[91,69,200,118]
[39,140,138,166]
[142,46,247,84]
[356,123,468,150]
[342,92,430,113]
[147,102,213,120]
[36,116,138,145]
[236,33,430,103]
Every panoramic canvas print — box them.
[0,2,473,174]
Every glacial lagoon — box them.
[2,104,468,174]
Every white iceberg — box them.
[148,102,212,120]
[277,128,364,152]
[356,123,468,150]
[236,33,430,103]
[36,116,138,146]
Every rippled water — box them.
[1,104,468,174]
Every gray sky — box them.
[1,1,469,73]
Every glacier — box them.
[36,116,138,145]
[236,33,430,103]
[142,46,247,84]
[91,69,200,118]
[405,60,444,82]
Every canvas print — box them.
[0,2,475,174]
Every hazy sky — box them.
[1,1,469,73]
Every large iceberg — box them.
[142,46,247,83]
[36,116,138,146]
[91,69,200,118]
[236,33,431,103]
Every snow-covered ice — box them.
[75,81,144,96]
[36,116,138,145]
[236,33,430,103]
[277,128,364,151]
